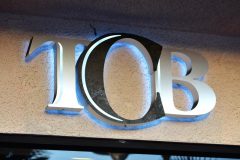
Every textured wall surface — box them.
[0,13,239,145]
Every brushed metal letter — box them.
[25,37,84,113]
[156,49,216,118]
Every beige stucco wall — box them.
[0,13,239,146]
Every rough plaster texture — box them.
[0,13,239,145]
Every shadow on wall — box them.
[0,13,240,53]
[0,0,239,37]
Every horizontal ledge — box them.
[0,133,239,158]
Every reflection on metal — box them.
[25,33,216,129]
[77,34,164,127]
